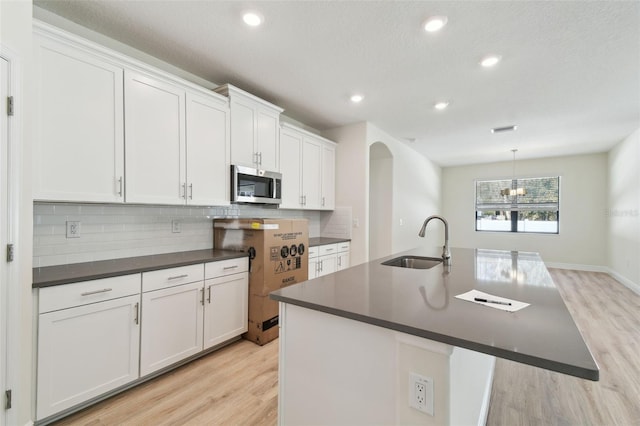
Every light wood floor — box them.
[55,269,640,426]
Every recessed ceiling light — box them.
[350,94,364,103]
[423,16,448,32]
[480,55,502,68]
[243,11,263,27]
[434,101,449,110]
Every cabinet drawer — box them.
[337,242,350,253]
[39,274,141,314]
[142,264,204,293]
[318,244,338,256]
[308,246,319,258]
[205,257,249,279]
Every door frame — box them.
[1,44,23,426]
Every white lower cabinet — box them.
[203,273,249,349]
[140,265,204,376]
[36,257,249,420]
[36,275,141,420]
[308,242,350,279]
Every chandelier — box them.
[500,149,526,197]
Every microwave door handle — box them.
[272,178,277,199]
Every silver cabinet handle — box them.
[182,182,187,200]
[200,288,205,306]
[223,265,238,270]
[338,257,342,267]
[117,176,123,197]
[134,302,139,325]
[80,288,112,296]
[254,152,259,165]
[207,286,212,304]
[167,274,188,281]
[258,152,263,165]
[322,197,325,207]
[319,260,323,272]
[325,248,334,252]
[189,183,193,200]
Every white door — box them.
[0,56,9,426]
[186,93,230,206]
[125,71,186,204]
[203,273,248,349]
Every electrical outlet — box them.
[66,221,81,238]
[172,219,181,233]
[409,372,434,415]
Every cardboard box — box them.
[244,294,280,346]
[214,219,309,296]
[214,218,309,345]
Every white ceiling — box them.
[34,0,640,166]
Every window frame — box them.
[474,176,561,235]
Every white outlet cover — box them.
[409,372,434,416]
[66,221,81,238]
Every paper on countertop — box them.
[455,289,530,313]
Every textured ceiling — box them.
[34,1,640,166]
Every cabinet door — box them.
[229,98,257,167]
[337,252,350,271]
[186,92,230,206]
[140,281,204,376]
[318,254,337,277]
[125,70,186,204]
[309,258,319,279]
[279,128,303,209]
[34,37,125,203]
[37,294,140,420]
[203,272,249,349]
[321,143,336,210]
[256,108,280,171]
[302,137,322,209]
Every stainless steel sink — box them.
[381,256,443,269]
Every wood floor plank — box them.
[54,269,640,425]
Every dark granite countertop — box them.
[33,249,248,288]
[270,247,599,381]
[309,237,350,247]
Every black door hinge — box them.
[7,96,14,116]
[5,389,11,410]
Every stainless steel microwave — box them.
[231,165,282,205]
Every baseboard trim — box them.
[544,262,608,273]
[606,268,640,296]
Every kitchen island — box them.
[270,247,598,425]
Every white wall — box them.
[442,153,608,267]
[0,1,34,424]
[324,123,441,265]
[608,129,640,293]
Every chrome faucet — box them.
[418,215,451,266]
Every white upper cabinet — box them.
[321,143,336,210]
[34,33,125,203]
[279,123,337,210]
[302,136,323,209]
[279,127,304,208]
[124,70,186,205]
[34,22,231,207]
[214,84,283,171]
[186,92,230,206]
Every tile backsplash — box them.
[34,203,321,267]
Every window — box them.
[475,176,560,234]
